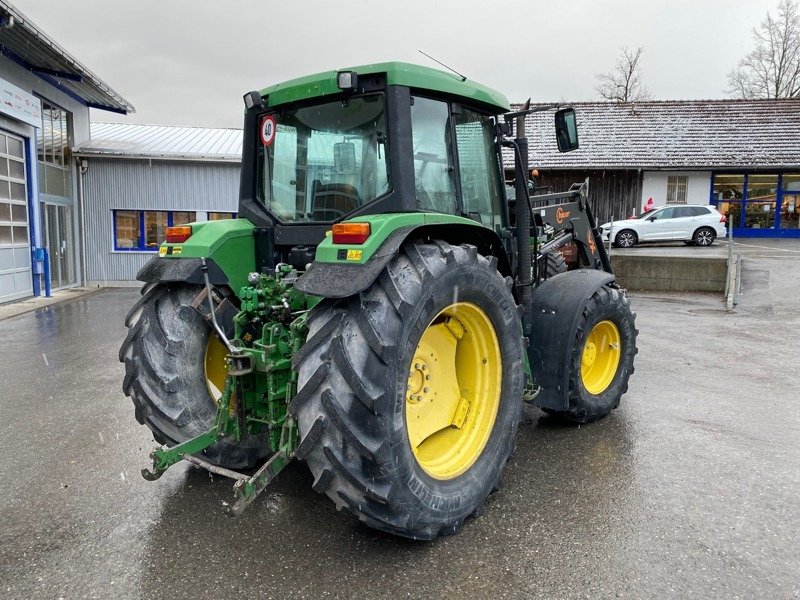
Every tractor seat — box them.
[311,181,360,221]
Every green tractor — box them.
[119,62,637,539]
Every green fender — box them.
[294,213,512,299]
[136,219,256,293]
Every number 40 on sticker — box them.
[260,115,276,146]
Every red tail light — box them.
[165,225,192,243]
[332,222,371,245]
[719,214,727,224]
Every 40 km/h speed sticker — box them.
[260,115,276,146]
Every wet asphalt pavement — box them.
[1,248,798,599]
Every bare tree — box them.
[728,0,800,99]
[595,46,652,102]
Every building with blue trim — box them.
[0,1,133,303]
[515,99,800,238]
[74,123,241,286]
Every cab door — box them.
[453,107,505,232]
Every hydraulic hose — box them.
[201,257,237,353]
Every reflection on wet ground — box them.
[1,267,798,598]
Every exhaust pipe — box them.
[513,99,533,337]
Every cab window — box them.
[410,96,457,214]
[454,109,504,231]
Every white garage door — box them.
[0,130,31,303]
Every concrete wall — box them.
[640,171,712,211]
[81,157,240,284]
[611,254,727,292]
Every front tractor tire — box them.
[292,241,525,540]
[119,283,269,469]
[543,285,637,423]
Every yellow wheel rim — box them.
[580,320,621,395]
[405,302,502,480]
[204,335,229,401]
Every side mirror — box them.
[647,216,657,222]
[554,108,579,153]
[333,142,357,175]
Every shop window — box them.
[666,176,688,204]
[37,100,70,168]
[713,174,744,226]
[783,173,800,192]
[745,175,778,229]
[113,210,196,251]
[208,211,237,221]
[781,193,800,229]
[36,99,73,200]
[114,211,140,249]
[172,212,194,226]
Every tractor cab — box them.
[238,63,520,259]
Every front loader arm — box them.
[527,182,613,274]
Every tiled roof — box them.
[505,98,800,171]
[75,122,243,161]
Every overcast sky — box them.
[13,0,779,129]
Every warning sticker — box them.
[346,249,362,261]
[260,115,277,146]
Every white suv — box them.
[599,205,727,248]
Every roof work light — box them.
[336,71,358,90]
[243,91,264,109]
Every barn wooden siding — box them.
[528,169,641,224]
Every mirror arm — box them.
[504,104,561,123]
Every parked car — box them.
[599,205,727,248]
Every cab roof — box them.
[259,61,510,113]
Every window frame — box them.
[666,175,688,204]
[112,209,196,252]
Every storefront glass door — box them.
[41,202,75,289]
[782,194,800,229]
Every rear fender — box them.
[136,257,229,287]
[136,219,256,292]
[528,269,616,411]
[294,223,512,299]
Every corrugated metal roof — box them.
[506,98,800,171]
[76,122,243,162]
[0,1,134,114]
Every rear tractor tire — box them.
[543,285,637,423]
[292,241,525,539]
[119,283,270,469]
